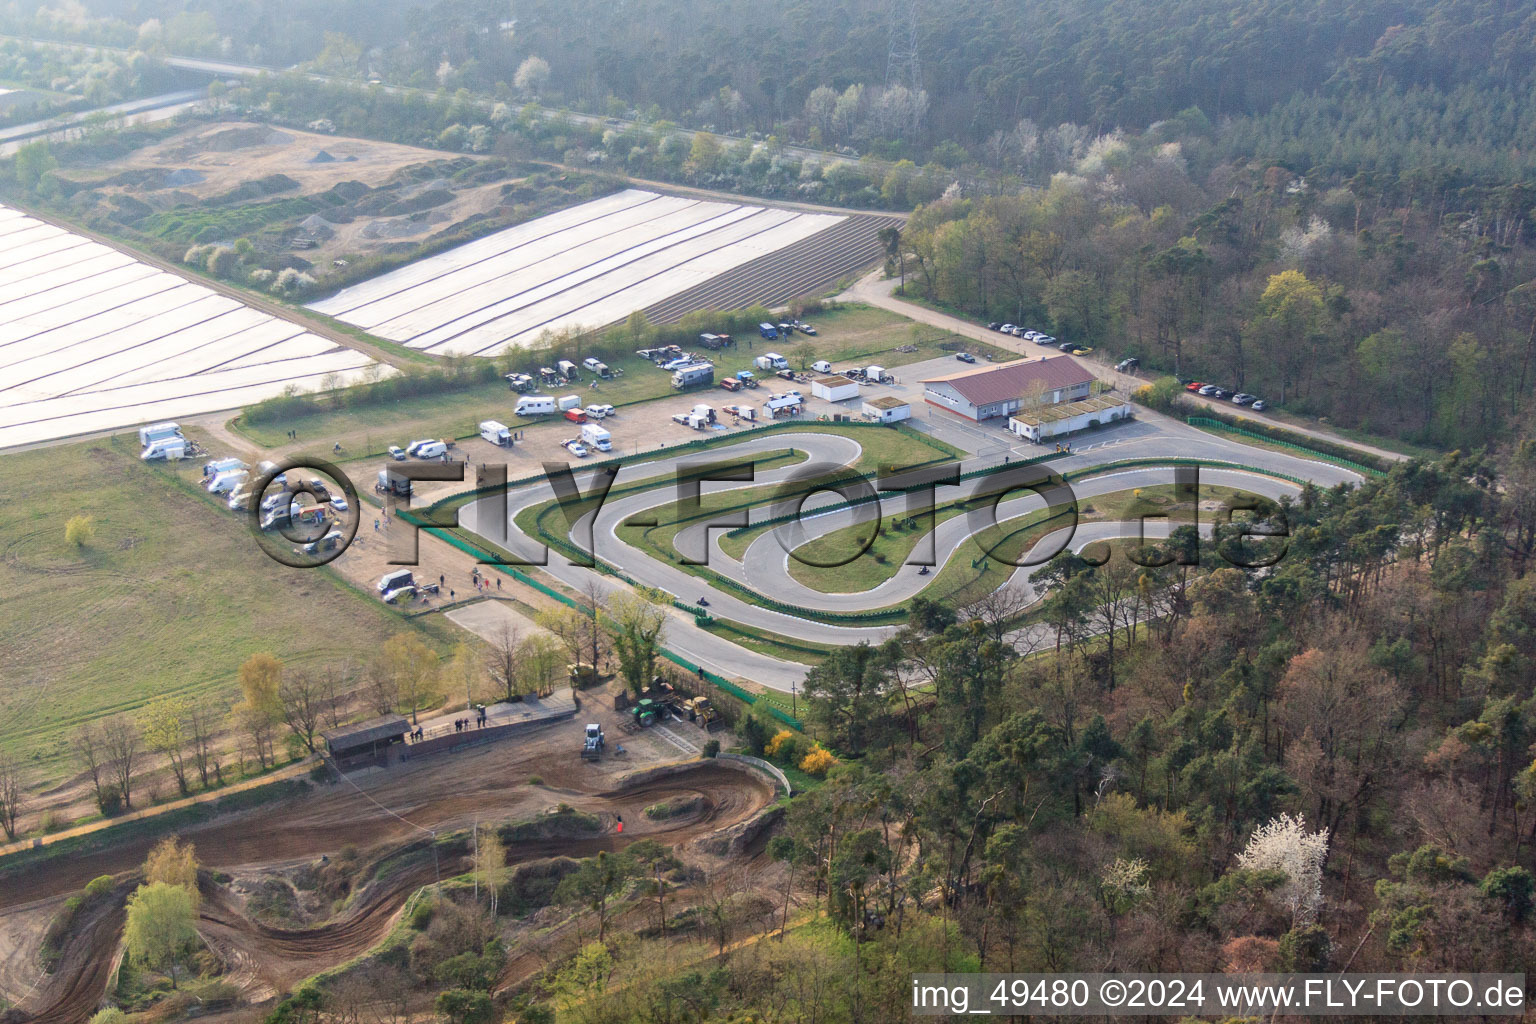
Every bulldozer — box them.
[581,722,605,760]
[683,696,717,727]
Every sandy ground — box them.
[57,120,520,269]
[0,706,772,1022]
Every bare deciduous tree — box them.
[0,754,24,840]
[101,715,142,810]
[278,668,326,752]
[484,624,524,702]
[71,722,106,810]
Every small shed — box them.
[1008,395,1133,442]
[862,396,912,423]
[810,374,860,403]
[322,715,409,769]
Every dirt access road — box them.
[3,723,774,1023]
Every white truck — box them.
[671,361,714,389]
[479,420,512,446]
[138,421,182,447]
[515,395,556,416]
[754,352,789,371]
[140,436,188,461]
[580,423,613,452]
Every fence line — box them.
[717,752,792,795]
[1186,416,1386,476]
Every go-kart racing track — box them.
[0,752,774,1023]
[458,412,1364,691]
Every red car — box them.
[1184,381,1206,392]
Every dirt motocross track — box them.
[3,735,774,1024]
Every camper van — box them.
[138,422,182,447]
[580,423,613,452]
[671,361,714,389]
[206,470,248,495]
[479,420,512,446]
[141,436,188,461]
[203,457,245,478]
[515,395,556,416]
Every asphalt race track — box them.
[457,412,1363,690]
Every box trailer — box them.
[377,469,413,497]
[515,395,556,416]
[558,394,582,411]
[671,361,714,389]
[581,423,613,451]
[755,352,789,371]
[810,375,860,402]
[479,420,512,446]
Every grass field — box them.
[781,482,1253,593]
[0,432,454,784]
[229,304,987,459]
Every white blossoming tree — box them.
[1235,813,1330,925]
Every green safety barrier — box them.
[403,520,804,731]
[1186,417,1386,477]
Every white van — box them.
[479,420,512,446]
[515,395,556,416]
[812,360,833,373]
[140,436,188,461]
[377,569,415,593]
[206,470,248,495]
[138,422,181,447]
[414,441,448,460]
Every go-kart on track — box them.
[460,416,1363,690]
[2,754,774,1024]
[307,188,848,356]
[0,205,380,449]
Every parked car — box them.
[1232,393,1256,406]
[330,495,350,513]
[1022,330,1041,340]
[1059,342,1076,352]
[1116,357,1140,372]
[388,445,406,461]
[1251,400,1268,411]
[799,324,817,335]
[956,352,976,363]
[584,404,609,418]
[563,439,589,458]
[1198,385,1220,396]
[1035,334,1057,345]
[1210,388,1232,399]
[1185,381,1206,392]
[1070,346,1094,356]
[999,323,1016,334]
[988,322,1002,330]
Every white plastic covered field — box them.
[0,205,381,448]
[308,189,844,355]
